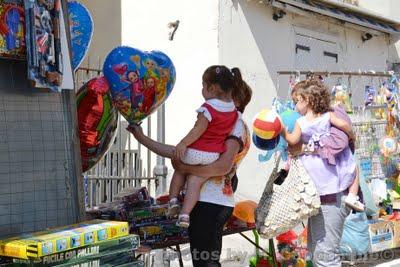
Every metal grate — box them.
[351,107,396,180]
[0,60,81,238]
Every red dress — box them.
[190,100,238,153]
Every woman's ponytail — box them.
[231,67,252,113]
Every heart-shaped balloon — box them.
[103,46,176,123]
[77,76,118,172]
[68,1,93,70]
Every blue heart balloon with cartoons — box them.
[68,1,94,70]
[103,46,176,123]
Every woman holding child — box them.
[128,65,252,267]
[128,65,357,267]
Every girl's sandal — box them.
[176,214,190,228]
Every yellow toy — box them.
[332,85,353,113]
[374,86,387,120]
[379,208,388,217]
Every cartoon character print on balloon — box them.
[142,76,156,113]
[103,46,176,124]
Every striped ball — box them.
[253,109,282,139]
[252,134,280,151]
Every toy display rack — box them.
[277,70,392,77]
[277,70,400,266]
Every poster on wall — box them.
[24,0,73,91]
[0,0,25,59]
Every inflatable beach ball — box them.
[253,109,282,139]
[77,77,118,172]
[252,133,280,151]
[280,108,301,133]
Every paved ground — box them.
[160,174,400,266]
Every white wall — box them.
[219,0,392,202]
[357,0,400,22]
[79,0,122,68]
[121,0,219,160]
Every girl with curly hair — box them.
[282,79,363,211]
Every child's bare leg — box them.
[348,174,359,196]
[169,170,186,199]
[181,175,209,214]
[345,168,364,211]
[177,175,209,228]
[168,170,186,216]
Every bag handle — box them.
[255,154,282,229]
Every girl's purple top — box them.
[298,112,356,196]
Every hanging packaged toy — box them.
[379,136,398,158]
[374,85,387,120]
[384,75,400,128]
[331,79,353,113]
[364,85,376,107]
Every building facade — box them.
[82,0,400,202]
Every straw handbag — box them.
[255,155,321,239]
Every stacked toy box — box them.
[0,220,142,266]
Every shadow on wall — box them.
[388,35,400,73]
[230,0,293,98]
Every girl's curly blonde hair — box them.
[292,79,332,114]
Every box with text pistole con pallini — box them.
[0,234,141,266]
[0,220,129,260]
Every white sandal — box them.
[344,194,365,212]
[167,198,180,216]
[176,214,190,228]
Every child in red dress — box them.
[170,65,249,227]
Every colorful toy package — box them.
[132,220,188,246]
[365,85,376,106]
[0,0,25,59]
[0,220,129,260]
[86,187,152,221]
[24,0,66,91]
[0,234,140,266]
[1,253,144,267]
